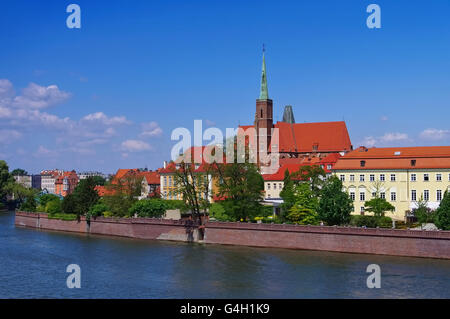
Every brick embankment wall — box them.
[15,212,450,259]
[204,222,450,259]
[15,211,200,242]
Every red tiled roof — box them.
[240,121,352,153]
[141,171,160,184]
[333,146,450,170]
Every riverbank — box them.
[15,211,450,259]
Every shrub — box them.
[19,195,37,212]
[103,211,113,218]
[164,200,188,212]
[88,203,109,217]
[47,213,77,221]
[38,194,61,207]
[128,199,167,218]
[350,215,379,228]
[377,216,393,228]
[209,202,231,221]
[45,199,62,215]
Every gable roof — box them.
[333,146,450,170]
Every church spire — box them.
[259,45,269,100]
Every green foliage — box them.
[19,195,37,212]
[128,199,167,218]
[280,169,296,216]
[11,168,28,176]
[38,194,61,207]
[103,211,114,218]
[435,191,450,230]
[209,202,232,221]
[216,162,265,221]
[286,183,319,225]
[71,177,100,216]
[164,200,188,212]
[91,175,106,186]
[88,202,109,217]
[317,176,353,226]
[0,160,14,202]
[413,196,435,224]
[349,215,393,228]
[292,165,326,196]
[47,213,77,221]
[61,194,77,215]
[45,199,62,215]
[364,197,395,217]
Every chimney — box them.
[163,161,167,169]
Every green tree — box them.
[46,199,62,215]
[71,177,100,217]
[209,202,231,221]
[61,193,78,215]
[91,175,106,186]
[279,169,296,216]
[317,176,353,225]
[292,165,326,196]
[38,193,61,207]
[286,183,319,225]
[215,162,264,222]
[11,168,28,176]
[128,199,167,218]
[364,197,395,218]
[435,191,450,230]
[88,202,109,217]
[413,195,434,224]
[20,194,37,212]
[0,160,14,202]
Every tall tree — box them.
[317,176,353,226]
[0,160,14,202]
[291,165,326,196]
[11,168,28,176]
[279,169,296,216]
[435,191,450,230]
[71,177,100,217]
[286,183,319,225]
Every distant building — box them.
[40,170,63,194]
[55,171,79,197]
[31,175,41,190]
[140,170,161,198]
[13,175,32,188]
[333,146,450,221]
[78,171,105,180]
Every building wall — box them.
[335,169,450,220]
[13,175,32,188]
[41,175,56,194]
[264,180,284,199]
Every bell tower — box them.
[254,48,273,157]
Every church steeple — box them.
[259,48,269,100]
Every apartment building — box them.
[333,146,450,221]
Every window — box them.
[350,174,355,182]
[380,174,385,182]
[360,192,365,201]
[437,190,442,201]
[424,174,429,182]
[372,192,376,198]
[350,192,355,201]
[411,174,416,182]
[279,183,282,189]
[436,174,442,181]
[390,174,396,182]
[370,174,375,182]
[163,176,167,186]
[340,175,345,182]
[267,194,271,198]
[360,175,365,182]
[391,192,396,201]
[360,161,366,167]
[267,183,271,190]
[360,207,365,214]
[424,190,429,201]
[380,192,385,199]
[411,190,417,201]
[273,183,277,190]
[327,164,332,170]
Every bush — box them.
[103,211,113,218]
[47,213,77,221]
[19,195,37,212]
[88,202,109,218]
[128,199,167,218]
[164,200,188,212]
[38,194,61,207]
[376,216,393,228]
[45,199,62,215]
[350,215,379,228]
[209,202,232,221]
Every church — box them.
[239,51,353,165]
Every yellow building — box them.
[333,146,450,221]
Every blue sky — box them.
[1,0,449,174]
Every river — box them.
[1,211,449,298]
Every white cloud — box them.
[0,79,14,98]
[361,132,410,147]
[12,82,71,109]
[140,121,162,137]
[419,128,450,141]
[82,112,131,125]
[380,115,388,121]
[121,139,151,152]
[34,145,58,158]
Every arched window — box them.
[260,109,263,118]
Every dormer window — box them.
[360,160,366,167]
[411,159,416,166]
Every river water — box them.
[1,211,449,298]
